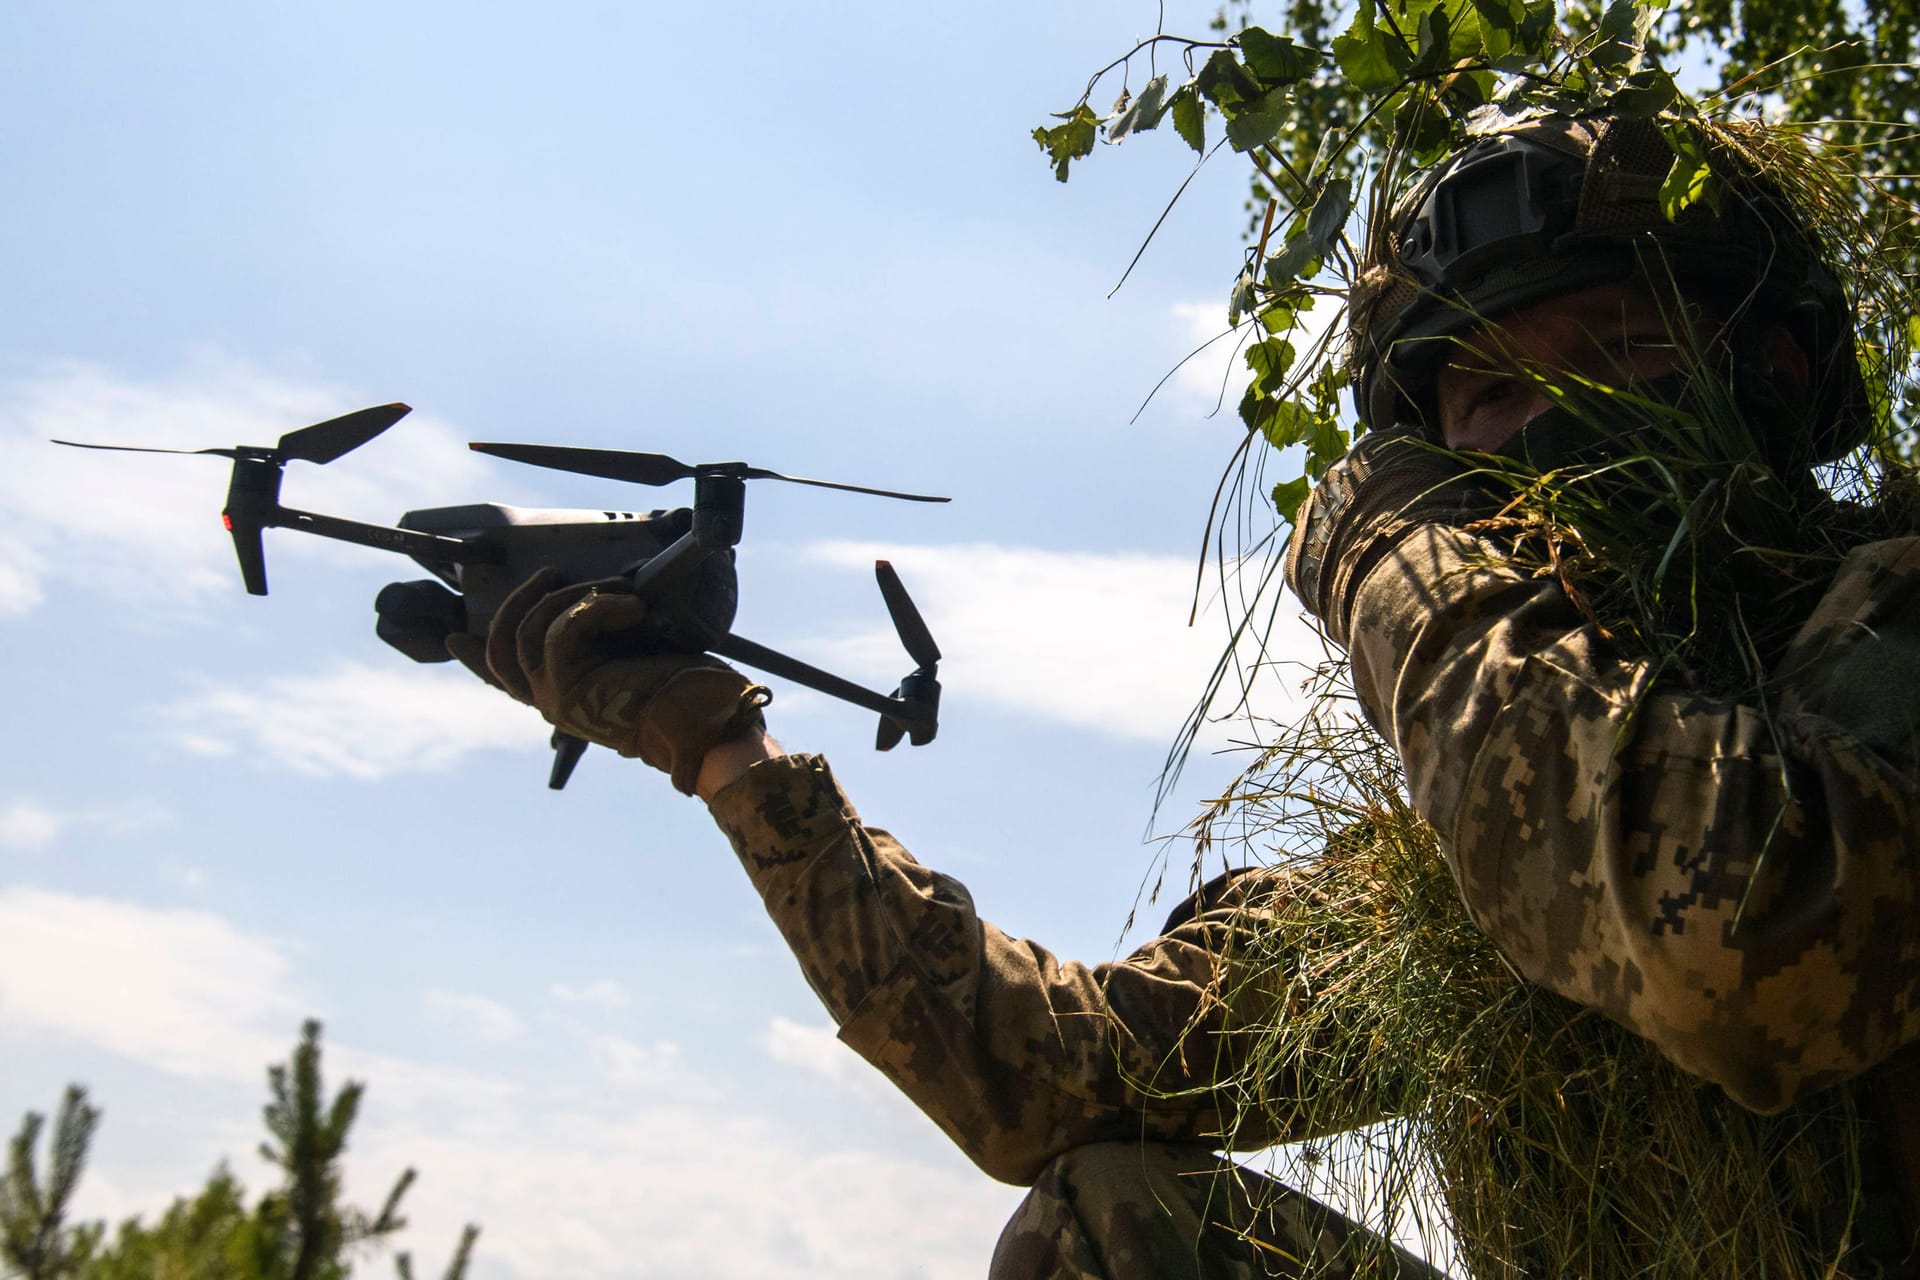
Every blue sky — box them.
[0,4,1332,1276]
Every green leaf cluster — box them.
[1031,103,1101,181]
[0,1022,478,1280]
[1038,0,1920,519]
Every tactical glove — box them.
[1284,431,1500,647]
[446,568,770,795]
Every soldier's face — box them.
[1435,282,1704,453]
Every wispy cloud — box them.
[162,660,545,779]
[0,799,62,851]
[0,355,497,615]
[1166,297,1345,415]
[764,1016,869,1089]
[1,886,1024,1279]
[803,541,1323,743]
[423,989,525,1044]
[1168,301,1257,410]
[549,978,630,1009]
[0,888,301,1080]
[357,1103,1019,1280]
[0,538,47,618]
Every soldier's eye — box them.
[1467,379,1520,411]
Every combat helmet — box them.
[1348,113,1870,464]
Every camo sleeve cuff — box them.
[706,752,861,894]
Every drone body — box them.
[56,406,945,787]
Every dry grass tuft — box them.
[1178,667,1872,1277]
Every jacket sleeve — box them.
[705,753,1314,1185]
[1343,525,1920,1113]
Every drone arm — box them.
[272,505,499,564]
[626,528,702,593]
[709,633,935,731]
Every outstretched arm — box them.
[704,747,1316,1184]
[455,572,1328,1184]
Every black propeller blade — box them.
[469,442,696,487]
[50,441,245,458]
[874,560,940,752]
[276,403,413,464]
[469,441,950,503]
[876,561,940,668]
[52,403,412,466]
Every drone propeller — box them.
[874,560,941,751]
[54,403,413,595]
[468,441,950,504]
[876,560,940,669]
[53,403,412,466]
[275,403,413,464]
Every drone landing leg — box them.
[548,732,589,790]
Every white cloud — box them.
[352,1103,1022,1280]
[1166,296,1345,413]
[803,541,1323,744]
[0,888,1030,1279]
[0,355,497,614]
[549,978,629,1009]
[583,1030,719,1100]
[764,1016,869,1089]
[0,537,47,617]
[162,660,546,779]
[423,989,525,1044]
[0,799,62,850]
[1169,302,1258,409]
[159,859,207,888]
[0,887,300,1080]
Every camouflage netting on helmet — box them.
[1346,114,1879,465]
[1168,669,1874,1278]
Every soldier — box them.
[451,111,1919,1275]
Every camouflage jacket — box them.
[708,756,1307,1185]
[1344,524,1920,1115]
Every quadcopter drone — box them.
[56,404,946,788]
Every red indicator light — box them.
[221,512,233,531]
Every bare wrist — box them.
[695,728,785,801]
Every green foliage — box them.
[1031,103,1101,181]
[1035,0,1920,515]
[1,1088,102,1280]
[0,1023,478,1280]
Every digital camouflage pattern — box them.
[709,755,1446,1274]
[708,754,1290,1182]
[1343,524,1920,1116]
[993,1143,1438,1278]
[707,522,1920,1273]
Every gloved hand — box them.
[1284,431,1501,646]
[446,567,771,795]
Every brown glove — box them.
[1284,432,1501,647]
[446,568,770,795]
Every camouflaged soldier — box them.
[1286,112,1920,1269]
[452,112,1920,1275]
